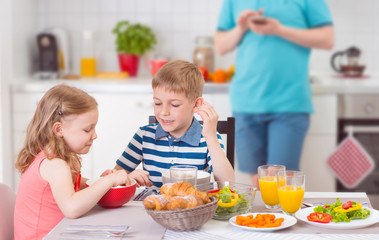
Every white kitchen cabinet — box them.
[308,94,337,135]
[300,94,338,191]
[212,93,232,120]
[300,135,337,191]
[88,93,154,178]
[12,93,44,187]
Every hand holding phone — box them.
[249,16,267,24]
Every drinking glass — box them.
[170,165,198,186]
[277,170,305,216]
[258,165,286,209]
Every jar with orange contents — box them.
[193,36,214,72]
[80,30,96,77]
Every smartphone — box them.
[249,16,267,24]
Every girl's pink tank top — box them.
[14,151,64,240]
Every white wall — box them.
[0,0,38,186]
[31,0,379,78]
[34,0,234,77]
[310,0,379,76]
[0,0,13,185]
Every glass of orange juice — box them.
[277,170,305,216]
[258,165,286,209]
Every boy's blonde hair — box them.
[15,84,98,175]
[152,60,204,101]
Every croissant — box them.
[160,181,210,203]
[166,195,204,210]
[143,194,204,210]
[143,195,170,210]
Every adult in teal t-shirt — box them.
[215,0,334,187]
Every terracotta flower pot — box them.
[118,54,139,77]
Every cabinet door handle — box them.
[364,104,374,114]
[136,101,153,108]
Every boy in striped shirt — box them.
[103,60,235,187]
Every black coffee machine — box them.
[36,33,59,79]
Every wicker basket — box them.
[145,197,218,231]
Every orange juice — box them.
[81,58,96,77]
[259,176,285,207]
[278,186,304,214]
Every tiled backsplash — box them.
[29,0,379,77]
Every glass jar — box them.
[193,36,214,72]
[80,30,96,77]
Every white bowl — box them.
[162,170,211,185]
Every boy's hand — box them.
[195,101,218,139]
[129,169,152,187]
[100,169,115,177]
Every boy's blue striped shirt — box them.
[116,118,225,187]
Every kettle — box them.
[331,46,366,76]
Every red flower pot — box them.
[118,54,139,77]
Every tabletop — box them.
[44,191,379,240]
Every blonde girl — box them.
[14,84,130,240]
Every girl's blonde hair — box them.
[152,60,204,101]
[15,84,98,175]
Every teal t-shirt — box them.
[217,0,333,113]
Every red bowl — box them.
[86,179,137,209]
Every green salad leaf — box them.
[313,198,370,223]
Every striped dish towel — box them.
[327,135,375,189]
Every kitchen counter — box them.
[311,75,379,94]
[11,77,229,94]
[10,75,379,95]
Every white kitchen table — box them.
[44,191,379,240]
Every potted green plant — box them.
[112,20,157,76]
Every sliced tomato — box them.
[207,189,235,194]
[207,189,221,194]
[342,201,352,209]
[307,212,332,224]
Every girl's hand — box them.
[129,169,152,187]
[195,101,218,139]
[106,169,131,187]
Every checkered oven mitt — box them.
[327,133,375,189]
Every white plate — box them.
[295,207,379,229]
[229,212,297,232]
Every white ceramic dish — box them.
[229,212,297,232]
[295,207,379,229]
[161,170,211,185]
